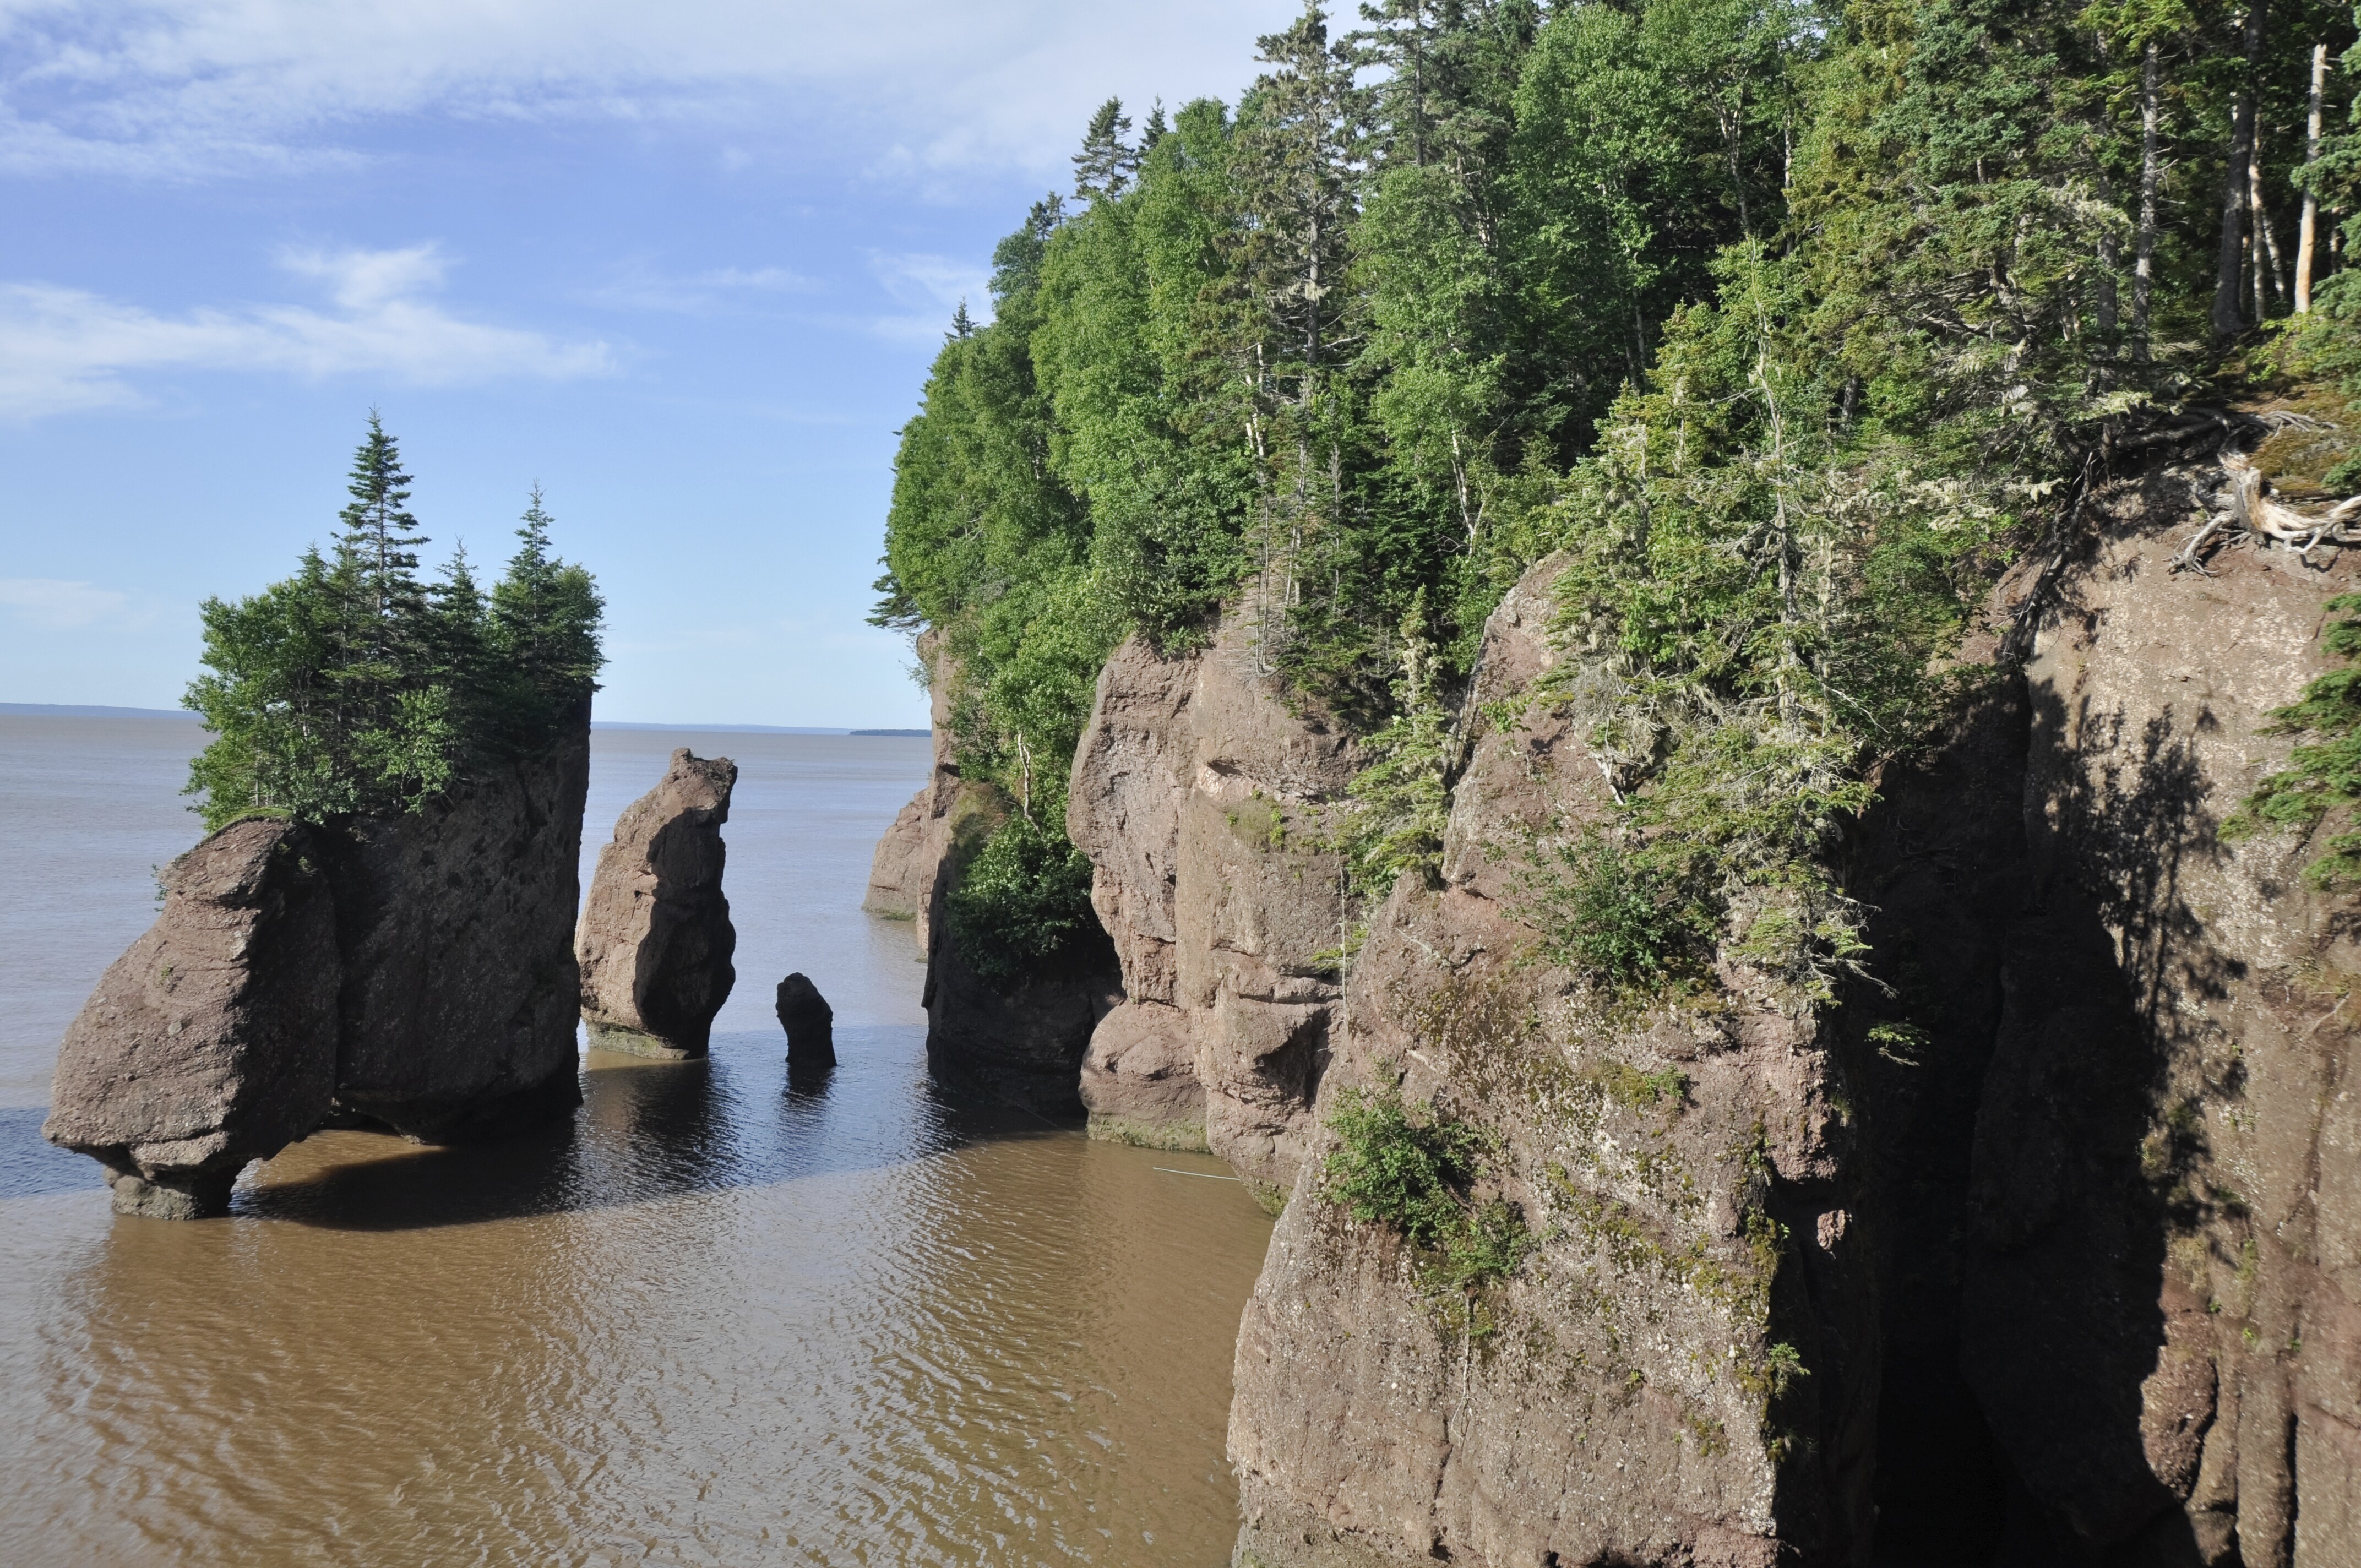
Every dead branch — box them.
[2173,448,2361,573]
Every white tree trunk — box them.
[2298,42,2328,313]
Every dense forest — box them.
[875,0,2361,986]
[185,416,605,831]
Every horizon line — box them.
[1,703,929,736]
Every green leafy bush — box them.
[1323,1084,1530,1292]
[1519,828,1710,993]
[944,813,1105,984]
[2228,592,2361,886]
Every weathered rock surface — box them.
[576,748,738,1060]
[44,818,341,1218]
[48,703,595,1213]
[1226,454,2361,1565]
[330,722,594,1135]
[776,972,835,1068]
[863,792,927,918]
[1067,636,1205,1150]
[1227,556,1876,1566]
[1063,608,1361,1182]
[1858,458,2361,1566]
[1176,611,1361,1193]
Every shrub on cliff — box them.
[944,813,1104,985]
[1324,1083,1532,1292]
[184,418,604,831]
[2231,592,2361,886]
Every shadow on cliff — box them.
[1851,666,2226,1564]
[233,1025,1083,1232]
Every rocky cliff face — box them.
[575,748,739,1059]
[1227,559,1876,1567]
[1067,636,1205,1150]
[322,712,592,1137]
[869,441,2361,1563]
[1848,456,2361,1567]
[1227,450,2361,1567]
[46,705,593,1213]
[862,792,928,920]
[1065,607,1361,1185]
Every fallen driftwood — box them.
[2173,412,2361,573]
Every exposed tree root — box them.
[2173,412,2361,574]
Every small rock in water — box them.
[775,973,835,1068]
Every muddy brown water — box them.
[0,716,1272,1566]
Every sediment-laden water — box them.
[0,716,1271,1566]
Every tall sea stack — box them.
[576,748,739,1058]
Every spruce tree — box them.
[1233,3,1370,394]
[1073,96,1139,200]
[339,412,429,628]
[489,487,606,748]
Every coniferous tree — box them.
[489,487,606,749]
[338,412,430,634]
[184,424,602,831]
[1074,97,1140,200]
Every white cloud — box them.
[278,242,447,308]
[586,261,825,315]
[0,243,613,416]
[0,576,140,627]
[867,251,991,343]
[0,1,1301,182]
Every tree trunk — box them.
[2253,120,2288,312]
[2135,41,2161,358]
[2216,1,2271,337]
[2298,42,2328,313]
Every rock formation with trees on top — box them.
[47,420,603,1217]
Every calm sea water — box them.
[0,715,1270,1566]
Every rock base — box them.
[585,1022,704,1061]
[105,1165,237,1219]
[1233,1507,1411,1568]
[1085,1114,1209,1152]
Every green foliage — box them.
[1340,594,1452,895]
[1323,1082,1532,1292]
[1521,826,1712,993]
[2229,592,2361,885]
[878,0,2361,1011]
[943,812,1105,986]
[184,422,603,832]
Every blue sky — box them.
[0,0,1300,726]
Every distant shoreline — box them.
[2,703,928,736]
[0,703,200,720]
